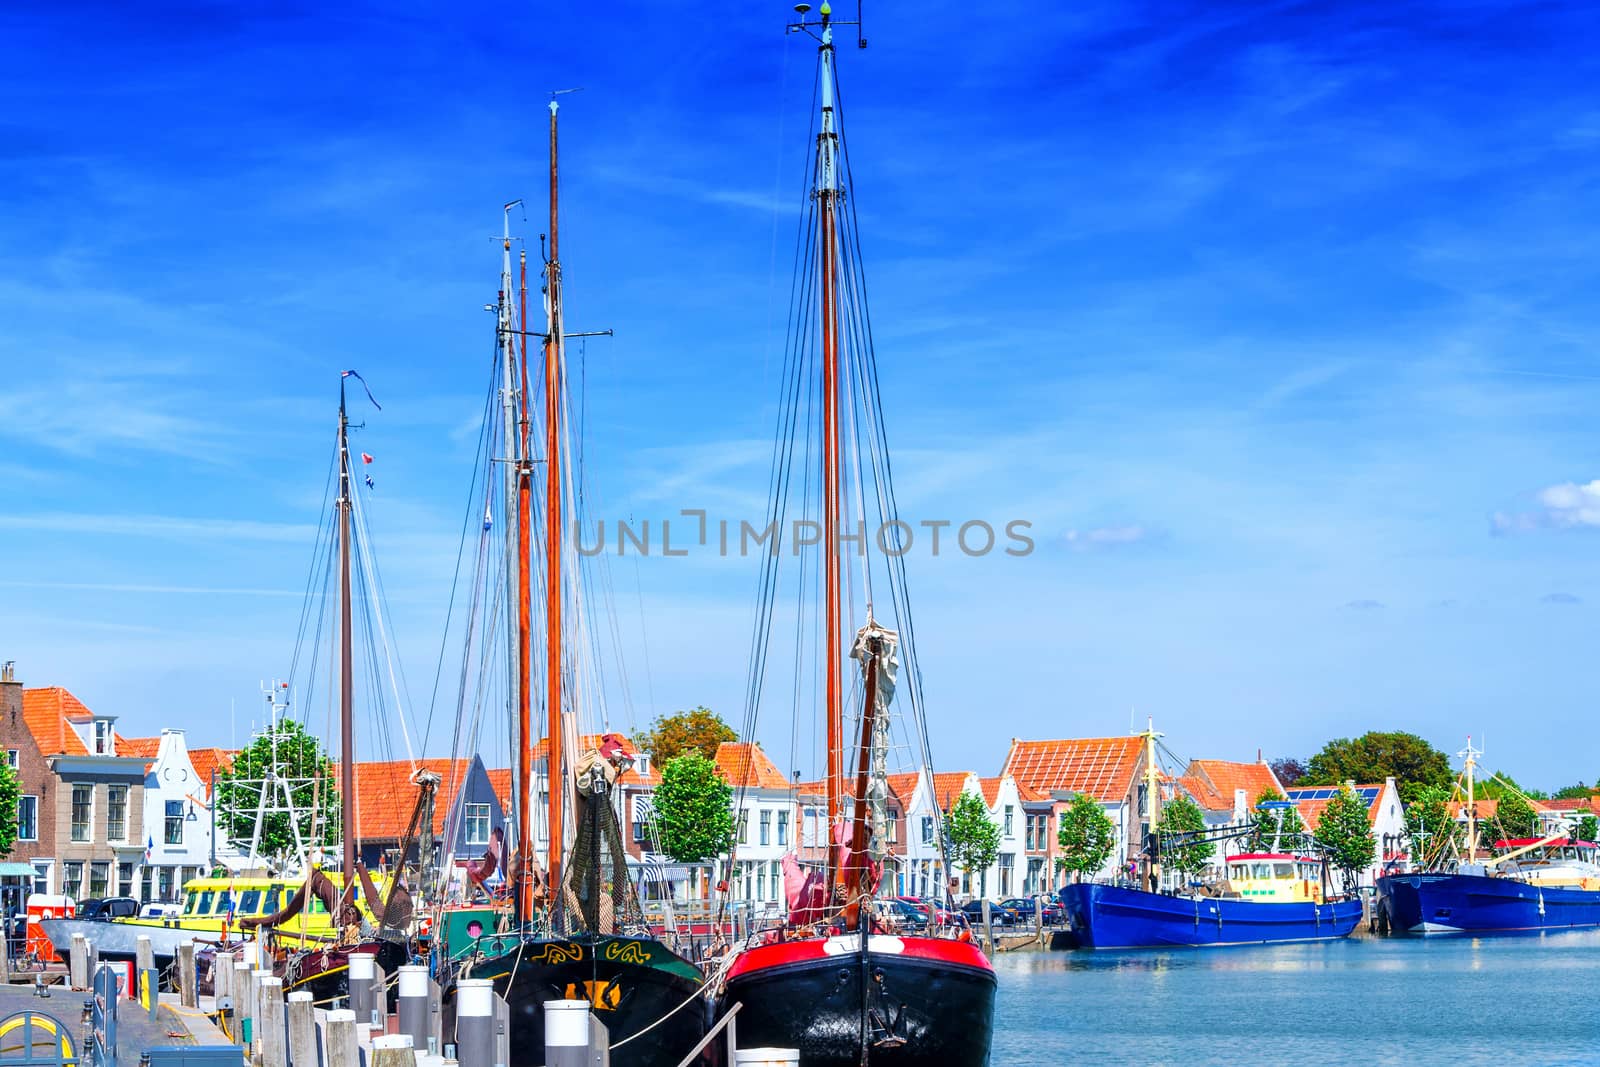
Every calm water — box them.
[991,930,1600,1065]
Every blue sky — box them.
[3,0,1599,788]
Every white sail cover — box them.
[852,621,900,865]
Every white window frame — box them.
[106,785,128,843]
[464,803,491,847]
[70,784,93,843]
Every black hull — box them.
[720,939,996,1067]
[455,937,708,1067]
[286,939,410,1007]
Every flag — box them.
[144,834,153,863]
[365,474,375,490]
[361,452,374,464]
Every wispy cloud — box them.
[1062,525,1150,551]
[0,513,316,543]
[1492,479,1600,533]
[1540,592,1582,606]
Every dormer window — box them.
[93,720,115,756]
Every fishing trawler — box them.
[1377,740,1600,934]
[430,102,708,1066]
[713,5,996,1064]
[1059,725,1362,949]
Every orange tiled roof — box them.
[530,734,657,786]
[977,776,1010,808]
[1545,796,1600,812]
[885,773,920,804]
[1015,781,1048,803]
[21,687,91,756]
[350,758,485,841]
[1293,783,1389,830]
[486,768,512,810]
[1002,736,1144,803]
[190,748,237,797]
[714,743,791,790]
[931,772,974,813]
[1180,759,1282,811]
[118,736,162,759]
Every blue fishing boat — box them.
[1061,857,1363,949]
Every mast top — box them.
[787,0,865,47]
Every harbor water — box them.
[992,930,1600,1065]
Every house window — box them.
[737,810,750,844]
[30,861,50,896]
[165,800,184,845]
[117,862,134,896]
[777,811,789,846]
[5,750,16,769]
[632,807,648,843]
[71,785,92,842]
[464,803,491,846]
[757,863,766,900]
[63,861,83,898]
[759,811,771,846]
[921,817,935,845]
[107,786,128,843]
[16,796,36,842]
[158,867,175,901]
[93,721,113,755]
[89,862,109,898]
[887,811,897,843]
[1004,805,1014,837]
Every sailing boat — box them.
[438,99,709,1066]
[1376,739,1600,934]
[714,6,996,1064]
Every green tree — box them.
[1403,784,1460,862]
[637,706,737,766]
[945,791,1002,896]
[1302,731,1452,793]
[1055,793,1116,883]
[1269,758,1308,788]
[1494,792,1540,840]
[1248,788,1305,852]
[1478,772,1547,802]
[1553,783,1594,801]
[1313,785,1377,889]
[0,760,19,856]
[651,752,734,863]
[215,719,339,864]
[1157,795,1214,882]
[1572,814,1598,844]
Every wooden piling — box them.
[234,962,255,1046]
[136,935,154,978]
[258,975,286,1067]
[1035,897,1045,948]
[69,933,88,990]
[981,900,994,955]
[371,1034,417,1067]
[325,1009,359,1067]
[286,992,315,1067]
[214,950,236,1005]
[178,941,198,1008]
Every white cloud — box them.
[1493,478,1600,533]
[1062,524,1148,551]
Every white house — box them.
[888,770,1025,902]
[118,730,240,901]
[1287,777,1407,886]
[716,743,797,920]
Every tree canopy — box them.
[1302,731,1452,797]
[216,719,339,864]
[1573,814,1598,845]
[1157,795,1214,881]
[1248,788,1305,852]
[1493,792,1540,840]
[1055,793,1116,883]
[636,706,737,766]
[1269,758,1308,788]
[1313,785,1376,887]
[0,760,19,857]
[945,791,1002,895]
[1403,783,1460,863]
[1553,783,1595,801]
[650,752,735,863]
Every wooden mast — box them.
[516,242,536,920]
[816,0,845,897]
[543,97,566,897]
[337,376,357,883]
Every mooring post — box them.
[543,999,596,1067]
[371,1034,417,1067]
[348,951,375,1026]
[396,965,429,1052]
[215,950,236,1020]
[372,964,390,1033]
[234,962,255,1047]
[69,933,88,989]
[1035,896,1045,947]
[178,941,198,1008]
[252,968,273,1056]
[287,990,316,1067]
[454,979,495,1067]
[493,990,510,1067]
[982,899,994,954]
[136,935,154,978]
[326,1009,360,1067]
[259,975,286,1067]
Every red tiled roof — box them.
[885,773,920,804]
[1015,781,1048,803]
[714,743,791,790]
[351,758,483,841]
[1001,736,1144,803]
[528,734,657,786]
[190,748,237,798]
[21,687,91,756]
[1180,759,1282,811]
[977,776,1012,808]
[118,736,162,759]
[1544,796,1600,812]
[486,768,512,810]
[931,772,974,813]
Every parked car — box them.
[875,897,929,933]
[1000,896,1065,925]
[77,897,139,921]
[959,899,1022,926]
[894,896,957,925]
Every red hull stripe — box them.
[726,934,994,981]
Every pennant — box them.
[361,452,374,464]
[365,474,375,490]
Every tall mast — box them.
[1141,718,1161,891]
[499,208,523,868]
[1462,736,1481,863]
[816,0,845,879]
[516,243,535,920]
[337,377,357,881]
[543,97,566,892]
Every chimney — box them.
[0,661,20,724]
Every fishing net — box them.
[557,751,645,936]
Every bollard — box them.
[136,935,154,979]
[242,939,261,968]
[371,1034,417,1067]
[178,941,198,1008]
[215,951,236,1022]
[492,990,510,1067]
[348,952,376,1025]
[69,933,88,990]
[396,965,430,1052]
[371,965,390,1033]
[258,975,286,1067]
[982,899,994,955]
[286,991,316,1067]
[234,962,255,1047]
[734,1052,800,1066]
[325,1009,359,1067]
[454,979,495,1067]
[542,999,594,1067]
